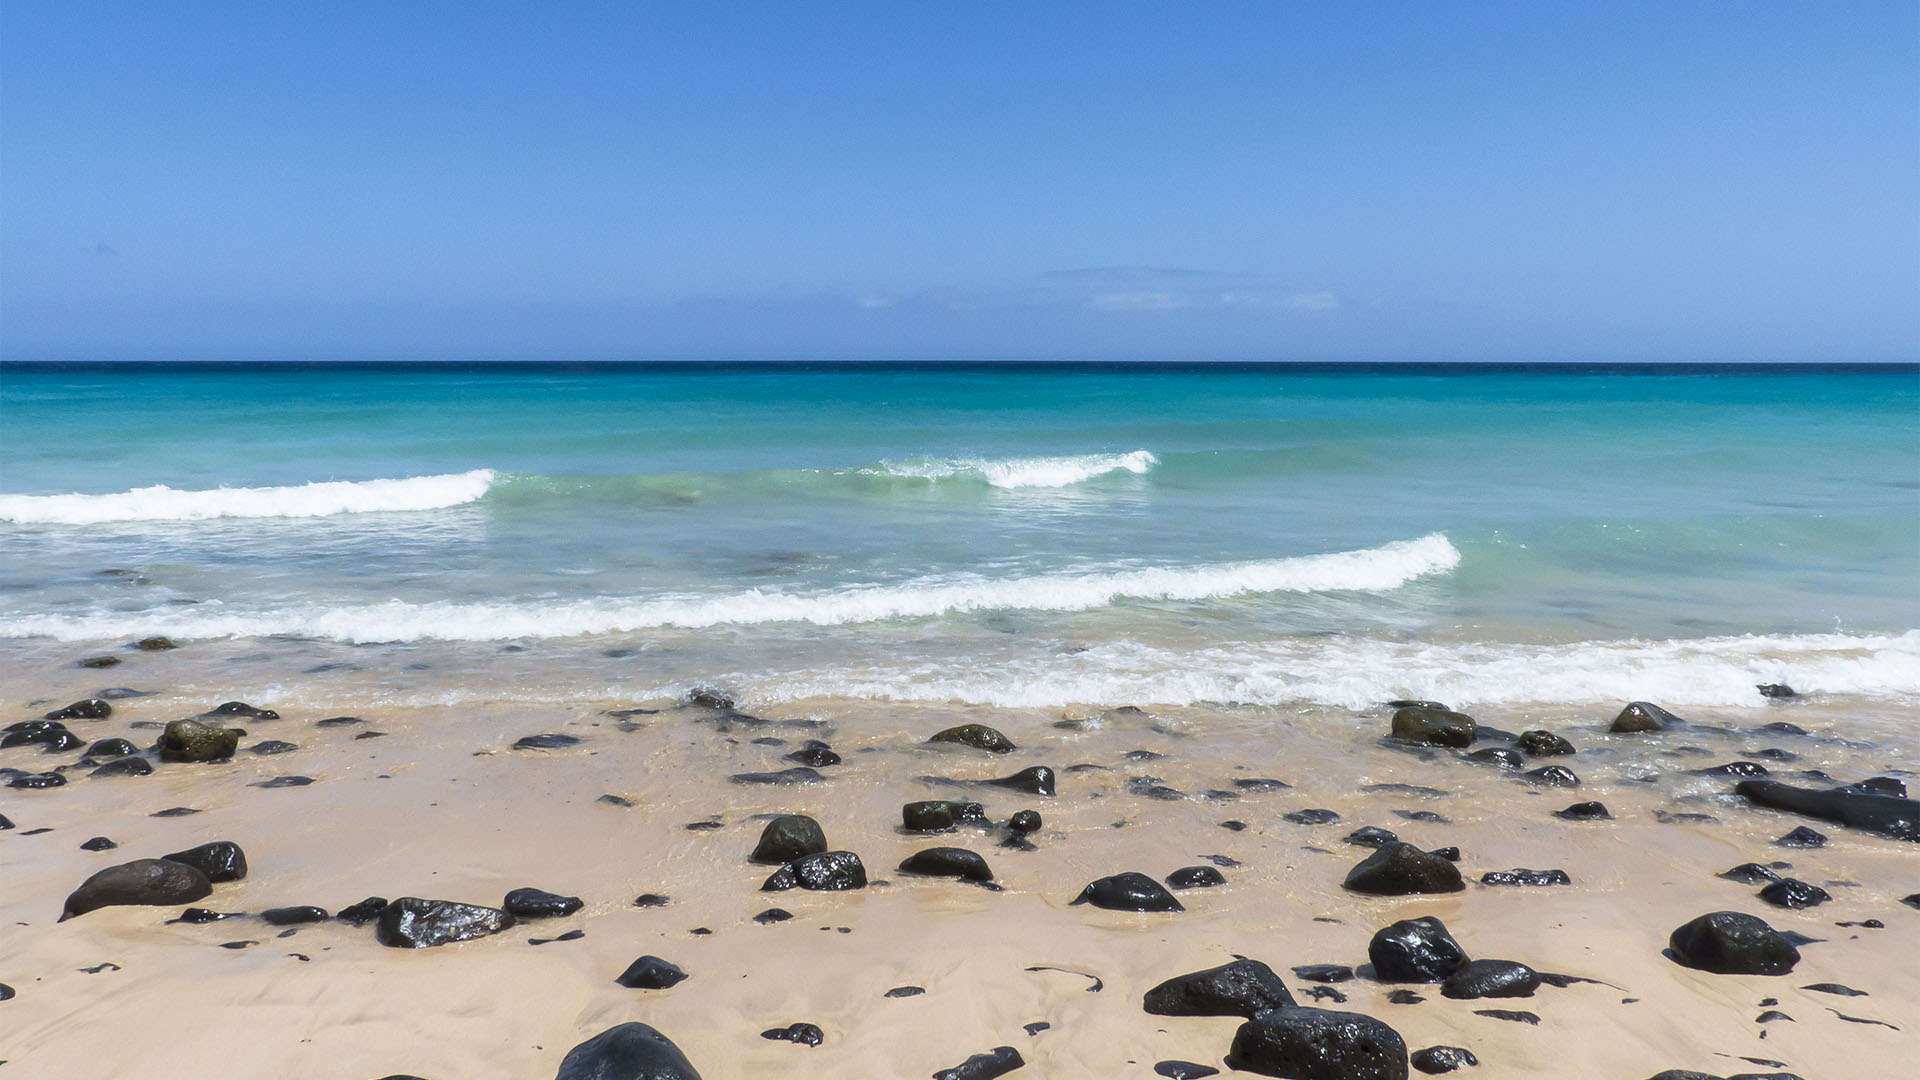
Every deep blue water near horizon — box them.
[2,361,1916,712]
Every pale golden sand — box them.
[3,659,1916,1078]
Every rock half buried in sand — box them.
[554,1022,702,1080]
[1757,879,1830,909]
[157,718,239,762]
[1343,842,1465,896]
[1070,871,1183,912]
[928,724,1017,753]
[760,851,867,892]
[729,767,825,786]
[374,897,515,948]
[61,858,212,920]
[503,887,583,918]
[1611,701,1681,733]
[1227,1006,1409,1080]
[1369,917,1469,982]
[932,1045,1024,1080]
[511,732,580,750]
[750,815,829,864]
[1732,779,1919,842]
[1667,911,1800,975]
[45,698,113,721]
[985,766,1055,796]
[1390,706,1477,748]
[898,847,994,882]
[1480,868,1571,887]
[1142,959,1296,1018]
[162,840,248,883]
[902,800,986,831]
[1409,1046,1478,1075]
[614,955,689,989]
[1440,959,1541,999]
[1165,865,1227,889]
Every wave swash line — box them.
[0,533,1459,642]
[865,449,1157,488]
[0,470,498,524]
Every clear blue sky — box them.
[3,2,1915,361]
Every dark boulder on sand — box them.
[1410,1046,1478,1074]
[162,841,247,882]
[504,887,584,918]
[1480,868,1570,887]
[932,1046,1024,1080]
[262,905,329,925]
[1773,826,1826,848]
[784,739,841,767]
[84,737,139,759]
[8,771,67,789]
[928,724,1017,753]
[1227,1007,1410,1080]
[1142,959,1296,1018]
[337,896,390,925]
[45,699,112,721]
[1441,959,1540,999]
[90,756,154,778]
[1343,843,1464,896]
[1611,702,1680,733]
[1391,706,1476,748]
[749,815,829,864]
[374,897,515,948]
[554,1021,702,1079]
[1667,912,1799,975]
[1465,748,1523,769]
[614,955,689,989]
[760,851,867,892]
[1757,879,1830,909]
[61,858,212,920]
[1166,865,1227,889]
[1733,779,1919,842]
[207,701,278,720]
[1071,871,1183,912]
[1555,801,1611,821]
[158,719,239,762]
[986,766,1055,796]
[1369,917,1469,982]
[729,767,825,786]
[898,847,994,882]
[1520,765,1579,787]
[1008,809,1042,833]
[902,800,987,831]
[1517,729,1575,755]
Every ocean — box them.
[2,361,1916,719]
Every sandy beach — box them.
[5,645,1914,1079]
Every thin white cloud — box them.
[1282,290,1340,311]
[1088,290,1189,311]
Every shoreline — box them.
[4,657,1916,1078]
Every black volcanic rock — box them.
[1734,779,1919,842]
[1612,701,1681,733]
[7,771,65,789]
[262,905,329,925]
[730,767,825,786]
[1008,809,1042,833]
[80,836,117,851]
[1369,917,1469,982]
[1757,879,1830,909]
[45,699,112,721]
[84,737,139,758]
[1480,868,1571,887]
[511,732,579,750]
[761,1022,824,1046]
[1516,729,1574,756]
[760,851,867,892]
[1520,765,1579,787]
[1227,1006,1409,1080]
[336,896,390,925]
[899,847,994,882]
[1667,912,1800,974]
[928,724,1017,753]
[1343,842,1465,896]
[1554,801,1611,821]
[503,887,583,918]
[1142,959,1296,1018]
[1774,826,1827,848]
[1285,808,1341,825]
[1165,865,1227,889]
[61,858,212,919]
[90,757,154,778]
[1441,959,1541,999]
[1410,1046,1478,1074]
[1345,826,1399,848]
[750,815,829,864]
[784,739,841,767]
[931,1045,1025,1080]
[554,1022,701,1080]
[158,719,239,762]
[1391,706,1477,748]
[985,766,1055,796]
[614,955,689,989]
[1465,748,1524,769]
[207,701,278,719]
[161,841,247,883]
[374,897,514,948]
[1718,863,1783,885]
[1070,871,1183,912]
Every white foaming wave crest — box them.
[0,471,497,524]
[0,534,1459,642]
[751,630,1920,709]
[869,449,1157,488]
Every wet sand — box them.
[3,659,1916,1078]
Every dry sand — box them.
[3,660,1916,1079]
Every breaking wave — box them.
[0,471,497,524]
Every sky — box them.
[1,2,1916,362]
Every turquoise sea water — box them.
[2,362,1915,710]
